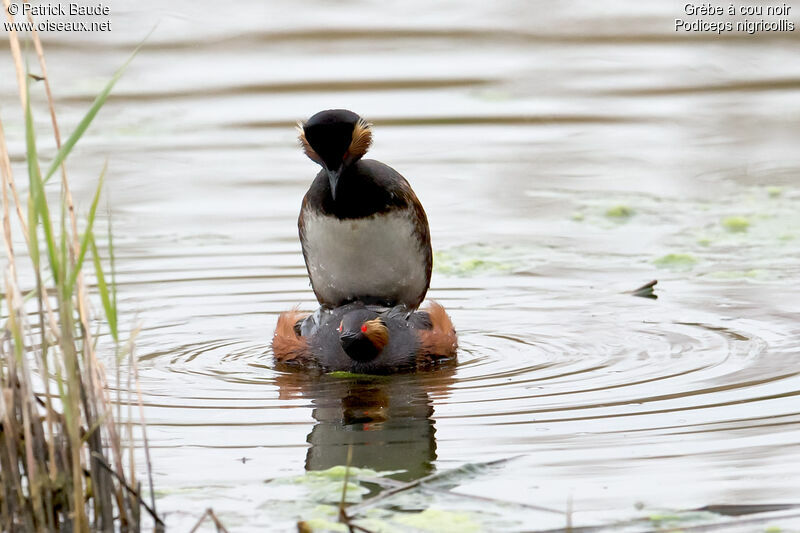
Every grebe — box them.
[297,109,432,310]
[273,302,456,374]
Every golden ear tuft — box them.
[297,120,323,165]
[346,118,373,162]
[362,318,389,352]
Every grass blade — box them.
[90,233,118,342]
[67,161,107,294]
[108,210,117,317]
[25,78,60,283]
[2,27,161,530]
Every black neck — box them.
[306,160,411,219]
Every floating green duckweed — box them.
[648,513,684,523]
[434,245,516,276]
[653,253,697,270]
[766,186,783,198]
[300,518,348,532]
[302,466,380,480]
[571,212,585,221]
[276,466,383,504]
[648,510,719,526]
[605,205,634,219]
[708,269,766,280]
[460,258,500,272]
[326,371,372,379]
[721,216,750,232]
[393,508,481,533]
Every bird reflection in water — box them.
[274,368,456,482]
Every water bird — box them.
[272,302,457,374]
[297,109,432,310]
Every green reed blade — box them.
[27,192,40,270]
[107,210,117,318]
[25,78,60,283]
[90,233,118,342]
[59,190,67,287]
[67,161,107,295]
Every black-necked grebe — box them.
[273,302,456,374]
[297,109,432,310]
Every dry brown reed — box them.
[0,14,162,533]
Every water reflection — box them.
[276,370,456,481]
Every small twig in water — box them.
[344,455,525,519]
[89,452,164,527]
[360,474,563,514]
[189,508,230,533]
[339,444,353,523]
[130,334,158,518]
[566,492,573,532]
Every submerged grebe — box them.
[297,109,432,310]
[272,302,457,374]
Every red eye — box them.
[361,324,367,333]
[338,323,342,332]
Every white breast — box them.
[301,208,428,307]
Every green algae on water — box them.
[393,508,481,533]
[434,245,516,276]
[299,518,348,532]
[766,186,783,198]
[721,216,750,232]
[300,506,482,533]
[648,512,685,523]
[707,269,767,280]
[460,258,501,272]
[605,205,634,219]
[326,371,374,379]
[302,466,381,480]
[648,510,720,526]
[278,466,382,504]
[654,253,697,270]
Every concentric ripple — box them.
[118,256,800,527]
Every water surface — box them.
[2,1,800,530]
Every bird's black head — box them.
[338,309,388,362]
[298,109,373,201]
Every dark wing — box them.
[407,310,433,330]
[298,171,332,306]
[366,160,432,309]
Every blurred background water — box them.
[2,0,800,530]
